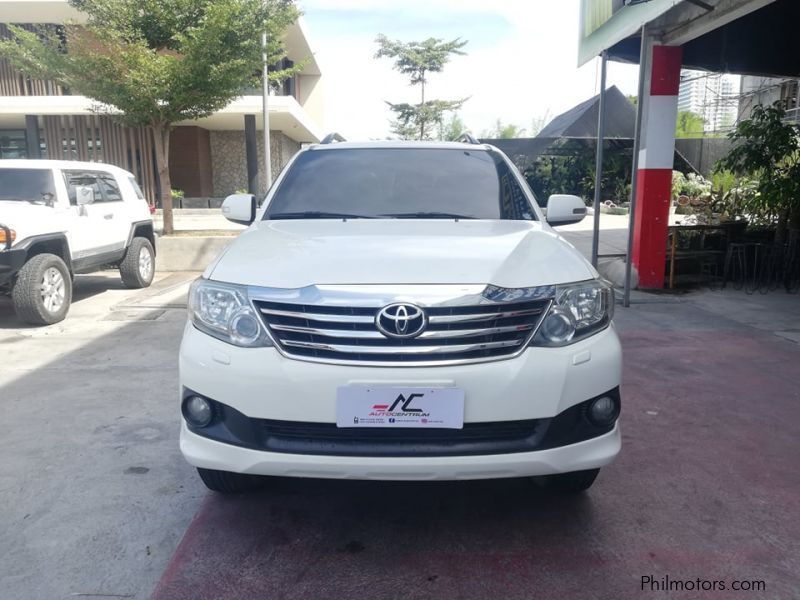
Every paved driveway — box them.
[1,268,798,599]
[152,295,800,600]
[0,273,200,599]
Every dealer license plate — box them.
[336,386,464,429]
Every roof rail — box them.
[455,133,481,145]
[320,132,346,144]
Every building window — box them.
[0,129,28,158]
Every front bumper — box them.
[178,322,623,479]
[180,421,621,480]
[0,248,26,287]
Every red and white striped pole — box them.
[631,42,683,289]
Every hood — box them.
[208,219,596,289]
[0,201,63,246]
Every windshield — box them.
[264,148,537,220]
[0,168,57,204]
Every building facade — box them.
[677,69,740,134]
[0,1,323,205]
[738,75,800,123]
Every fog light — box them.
[183,395,213,428]
[587,396,619,426]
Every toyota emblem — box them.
[375,303,427,339]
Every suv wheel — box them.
[12,253,73,325]
[196,468,266,494]
[120,237,155,289]
[536,468,600,493]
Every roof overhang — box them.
[181,95,322,142]
[0,1,320,76]
[578,0,684,66]
[0,94,322,143]
[285,19,320,77]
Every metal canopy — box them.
[609,0,796,77]
[537,85,636,139]
[482,85,698,174]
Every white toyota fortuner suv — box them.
[179,140,621,494]
[0,160,155,325]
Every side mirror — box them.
[221,193,256,225]
[75,185,95,206]
[545,194,587,226]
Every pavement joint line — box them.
[2,365,177,373]
[111,304,186,310]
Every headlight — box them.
[188,279,273,347]
[532,279,614,347]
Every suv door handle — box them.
[103,214,114,219]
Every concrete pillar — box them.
[632,44,682,289]
[25,115,41,159]
[244,114,258,195]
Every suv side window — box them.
[63,171,102,206]
[127,176,146,201]
[98,174,123,202]
[63,170,123,204]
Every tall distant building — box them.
[678,70,740,134]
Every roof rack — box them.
[320,132,346,144]
[455,133,481,145]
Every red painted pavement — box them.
[152,328,800,600]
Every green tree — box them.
[521,140,631,207]
[717,101,800,241]
[375,34,468,140]
[0,0,300,234]
[439,112,468,141]
[675,110,706,138]
[529,110,552,137]
[485,118,526,139]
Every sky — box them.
[300,0,640,140]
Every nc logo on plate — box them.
[375,303,427,339]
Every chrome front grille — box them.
[253,296,551,365]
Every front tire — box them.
[537,468,600,493]
[197,468,266,494]
[11,253,72,325]
[120,237,155,289]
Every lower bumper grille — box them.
[259,419,549,457]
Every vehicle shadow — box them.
[0,272,127,329]
[72,272,129,301]
[152,475,610,600]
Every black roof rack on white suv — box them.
[320,133,346,144]
[455,133,481,145]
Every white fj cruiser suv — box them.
[0,160,155,325]
[179,140,622,494]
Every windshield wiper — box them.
[378,211,474,219]
[268,211,373,220]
